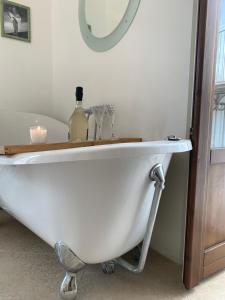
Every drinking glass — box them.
[91,105,107,140]
[107,105,116,139]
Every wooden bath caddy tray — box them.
[0,138,142,155]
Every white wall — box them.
[52,0,195,139]
[151,0,199,263]
[52,0,197,264]
[0,0,52,115]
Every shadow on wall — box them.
[151,153,190,265]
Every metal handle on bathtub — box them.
[167,135,181,141]
[114,164,165,274]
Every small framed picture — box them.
[1,0,31,42]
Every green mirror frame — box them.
[79,0,141,52]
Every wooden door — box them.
[204,0,225,275]
[184,0,225,288]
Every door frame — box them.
[184,0,220,289]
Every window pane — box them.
[216,0,225,82]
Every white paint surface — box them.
[0,0,52,115]
[52,0,194,139]
[52,0,198,263]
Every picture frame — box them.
[1,0,31,42]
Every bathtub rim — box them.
[0,140,192,165]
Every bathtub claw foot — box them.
[60,272,77,300]
[55,241,86,300]
[101,261,115,274]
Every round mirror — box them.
[85,0,130,38]
[79,0,141,52]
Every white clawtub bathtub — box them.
[0,111,192,299]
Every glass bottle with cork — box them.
[69,87,88,142]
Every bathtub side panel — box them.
[0,154,171,263]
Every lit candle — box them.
[30,126,48,144]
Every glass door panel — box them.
[211,0,225,148]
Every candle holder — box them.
[30,126,48,144]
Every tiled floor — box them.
[0,210,225,300]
